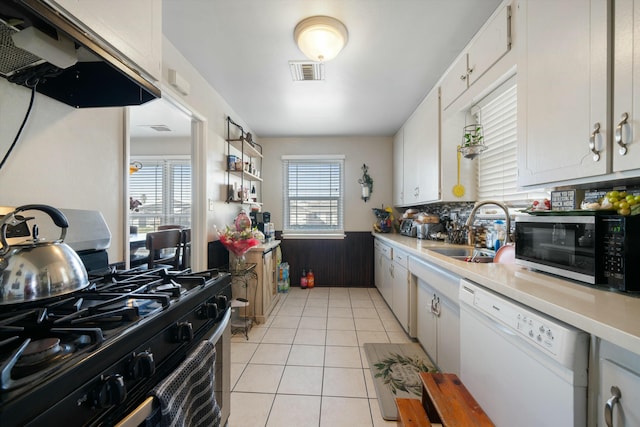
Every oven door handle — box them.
[208,309,230,344]
[115,396,156,427]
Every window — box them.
[475,77,548,204]
[282,155,344,238]
[129,158,191,232]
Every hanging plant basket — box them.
[459,124,487,159]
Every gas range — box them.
[0,266,231,426]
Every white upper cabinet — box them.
[401,88,440,206]
[468,5,512,86]
[441,54,469,110]
[517,0,609,186]
[393,128,405,206]
[441,4,511,110]
[613,0,640,173]
[49,0,162,83]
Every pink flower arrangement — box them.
[218,226,261,257]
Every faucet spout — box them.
[465,200,511,244]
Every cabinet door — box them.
[403,89,440,205]
[441,54,469,110]
[263,250,274,309]
[374,242,382,290]
[391,261,409,332]
[393,128,404,206]
[613,0,640,172]
[468,5,511,86]
[517,0,609,186]
[599,359,640,426]
[417,279,437,362]
[51,0,162,82]
[436,295,460,375]
[381,255,393,307]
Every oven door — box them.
[515,215,596,283]
[115,309,231,427]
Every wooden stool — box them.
[395,398,431,427]
[396,373,494,427]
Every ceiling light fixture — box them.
[294,16,348,62]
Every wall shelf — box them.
[226,116,263,204]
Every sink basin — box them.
[429,247,476,257]
[429,247,495,263]
[449,255,494,263]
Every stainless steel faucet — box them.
[465,200,511,244]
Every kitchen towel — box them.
[151,340,221,427]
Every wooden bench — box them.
[396,372,494,427]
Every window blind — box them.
[130,159,191,232]
[282,156,344,237]
[476,81,548,204]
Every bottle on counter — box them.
[306,269,315,289]
[494,220,505,251]
[300,269,308,289]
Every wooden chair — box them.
[180,228,191,270]
[145,229,182,270]
[157,224,184,231]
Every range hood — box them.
[0,0,159,108]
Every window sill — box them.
[281,233,345,240]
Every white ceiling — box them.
[160,0,503,138]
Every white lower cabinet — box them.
[598,339,640,427]
[374,240,393,306]
[391,249,410,333]
[411,257,461,375]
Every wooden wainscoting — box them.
[278,231,374,288]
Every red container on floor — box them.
[306,269,315,288]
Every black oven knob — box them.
[175,321,194,342]
[128,351,156,380]
[202,302,219,320]
[216,295,228,310]
[93,374,127,409]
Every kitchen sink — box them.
[429,247,494,263]
[429,247,476,257]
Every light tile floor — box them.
[229,286,413,427]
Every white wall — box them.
[131,136,191,156]
[260,136,393,232]
[0,78,125,261]
[160,37,258,244]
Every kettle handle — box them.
[0,205,69,256]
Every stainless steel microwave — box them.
[515,214,640,292]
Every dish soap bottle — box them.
[300,269,308,289]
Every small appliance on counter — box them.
[400,219,416,237]
[417,222,444,240]
[515,213,640,292]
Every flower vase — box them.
[234,254,246,272]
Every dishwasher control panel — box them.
[459,279,587,366]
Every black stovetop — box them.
[0,267,231,426]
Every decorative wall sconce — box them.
[358,163,373,202]
[129,161,142,174]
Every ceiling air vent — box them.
[289,61,325,81]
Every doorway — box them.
[127,94,202,269]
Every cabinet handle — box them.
[433,296,441,317]
[589,122,602,162]
[467,66,474,74]
[615,112,630,156]
[604,386,621,427]
[390,264,394,278]
[460,74,467,81]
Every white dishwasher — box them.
[459,280,589,427]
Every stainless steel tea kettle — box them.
[0,204,89,305]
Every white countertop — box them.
[247,240,281,252]
[373,232,640,356]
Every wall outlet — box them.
[208,199,214,211]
